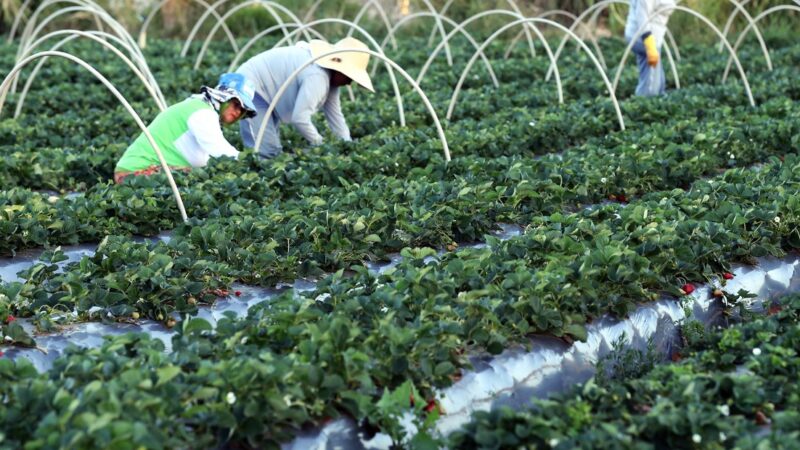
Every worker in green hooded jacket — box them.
[114,73,257,183]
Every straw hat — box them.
[309,37,375,92]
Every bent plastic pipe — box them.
[446,17,564,122]
[721,5,800,83]
[138,0,237,51]
[192,0,304,69]
[544,0,680,85]
[14,31,167,118]
[252,48,451,162]
[378,12,499,88]
[503,10,603,68]
[181,0,309,58]
[612,4,755,107]
[447,18,625,133]
[267,18,406,127]
[415,9,550,86]
[0,51,188,223]
[227,24,326,73]
[345,0,397,50]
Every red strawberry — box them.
[5,315,15,323]
[235,290,242,297]
[723,272,734,280]
[755,411,770,425]
[425,400,439,413]
[617,194,628,203]
[0,350,4,357]
[409,392,415,407]
[680,283,695,295]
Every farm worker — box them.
[625,0,676,97]
[114,73,257,184]
[235,37,374,159]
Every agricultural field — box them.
[1,1,799,449]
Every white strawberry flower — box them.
[226,392,237,405]
[773,216,781,224]
[717,404,730,416]
[600,177,607,184]
[692,434,702,444]
[752,348,762,356]
[549,438,560,447]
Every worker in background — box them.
[114,73,257,183]
[625,0,676,96]
[235,37,374,159]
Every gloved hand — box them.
[642,32,659,67]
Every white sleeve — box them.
[323,87,351,141]
[186,108,239,159]
[649,0,676,47]
[290,74,328,145]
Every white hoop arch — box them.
[0,51,188,222]
[722,5,800,83]
[191,0,308,68]
[344,0,397,50]
[447,18,624,131]
[711,0,772,72]
[415,0,454,66]
[503,10,604,67]
[253,48,451,162]
[138,0,237,51]
[431,0,536,59]
[180,0,309,58]
[17,1,145,70]
[415,10,560,88]
[377,12,498,88]
[12,31,167,118]
[613,5,755,107]
[14,3,158,99]
[15,28,157,98]
[226,24,326,72]
[544,0,681,83]
[12,0,104,44]
[263,18,407,127]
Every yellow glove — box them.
[642,33,659,67]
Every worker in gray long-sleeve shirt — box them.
[235,37,375,158]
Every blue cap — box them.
[216,73,257,118]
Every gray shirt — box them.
[236,43,351,149]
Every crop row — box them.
[0,153,798,447]
[448,292,800,449]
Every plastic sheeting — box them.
[1,226,799,449]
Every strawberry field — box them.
[1,2,800,448]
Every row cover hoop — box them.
[0,51,188,222]
[722,5,800,83]
[138,0,237,51]
[433,0,536,59]
[8,0,103,43]
[180,0,311,58]
[226,24,326,72]
[446,17,623,131]
[344,0,398,50]
[612,4,755,107]
[13,30,167,118]
[253,47,451,162]
[414,9,563,98]
[190,0,304,66]
[18,0,138,58]
[13,1,164,105]
[712,0,772,71]
[378,12,499,88]
[251,18,407,127]
[503,10,603,65]
[543,0,682,84]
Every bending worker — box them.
[625,0,676,96]
[114,73,257,183]
[235,37,374,158]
